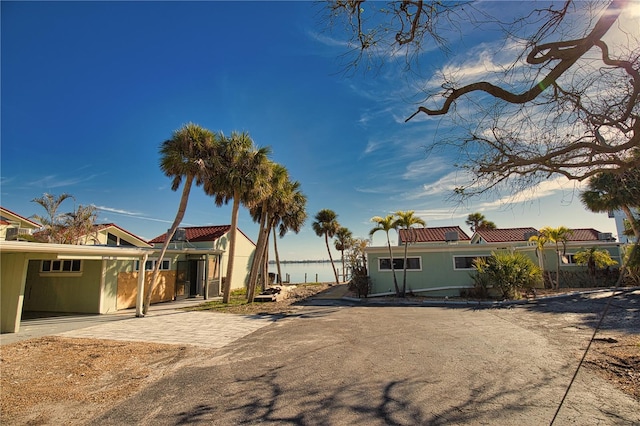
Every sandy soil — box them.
[1,284,637,425]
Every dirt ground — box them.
[1,284,637,425]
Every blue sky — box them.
[2,1,638,260]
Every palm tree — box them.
[465,213,484,233]
[528,233,552,287]
[580,171,640,240]
[466,212,496,232]
[144,123,216,315]
[60,204,99,244]
[395,210,426,297]
[334,227,353,282]
[312,209,341,285]
[31,192,74,243]
[272,180,307,285]
[205,131,272,304]
[247,162,288,301]
[538,226,573,290]
[369,214,400,296]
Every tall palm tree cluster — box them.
[31,193,99,245]
[369,210,425,297]
[146,123,307,314]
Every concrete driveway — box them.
[92,290,639,425]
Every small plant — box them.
[348,266,370,298]
[473,251,542,299]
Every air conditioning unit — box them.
[444,231,459,242]
[598,232,613,241]
[171,228,187,242]
[5,227,18,240]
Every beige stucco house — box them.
[1,218,255,334]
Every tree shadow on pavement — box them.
[161,363,627,425]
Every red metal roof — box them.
[473,227,538,243]
[566,228,609,241]
[148,225,234,244]
[399,226,471,243]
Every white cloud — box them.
[94,205,176,224]
[28,174,99,188]
[306,30,350,49]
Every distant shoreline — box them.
[268,259,331,264]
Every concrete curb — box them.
[341,286,640,308]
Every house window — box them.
[453,255,489,270]
[41,259,82,273]
[135,258,171,271]
[562,254,578,265]
[378,257,421,271]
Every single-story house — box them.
[1,241,152,333]
[366,227,624,297]
[0,206,41,241]
[1,211,255,334]
[148,225,256,296]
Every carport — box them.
[0,241,151,333]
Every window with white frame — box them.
[378,257,421,271]
[561,254,578,265]
[453,255,490,270]
[135,258,171,271]
[41,259,82,273]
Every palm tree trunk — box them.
[143,174,193,315]
[222,194,240,304]
[262,231,270,292]
[325,233,339,285]
[247,208,269,302]
[386,237,400,296]
[273,227,283,283]
[555,244,561,290]
[621,204,640,239]
[401,240,409,297]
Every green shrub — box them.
[348,266,370,298]
[473,251,542,299]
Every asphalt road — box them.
[94,290,640,425]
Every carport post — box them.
[136,253,148,317]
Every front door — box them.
[189,260,199,296]
[175,261,189,300]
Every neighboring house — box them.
[366,226,623,298]
[0,207,41,241]
[80,223,151,247]
[609,209,638,244]
[148,225,256,297]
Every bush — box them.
[348,266,370,298]
[473,251,542,299]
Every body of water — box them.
[268,261,348,284]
